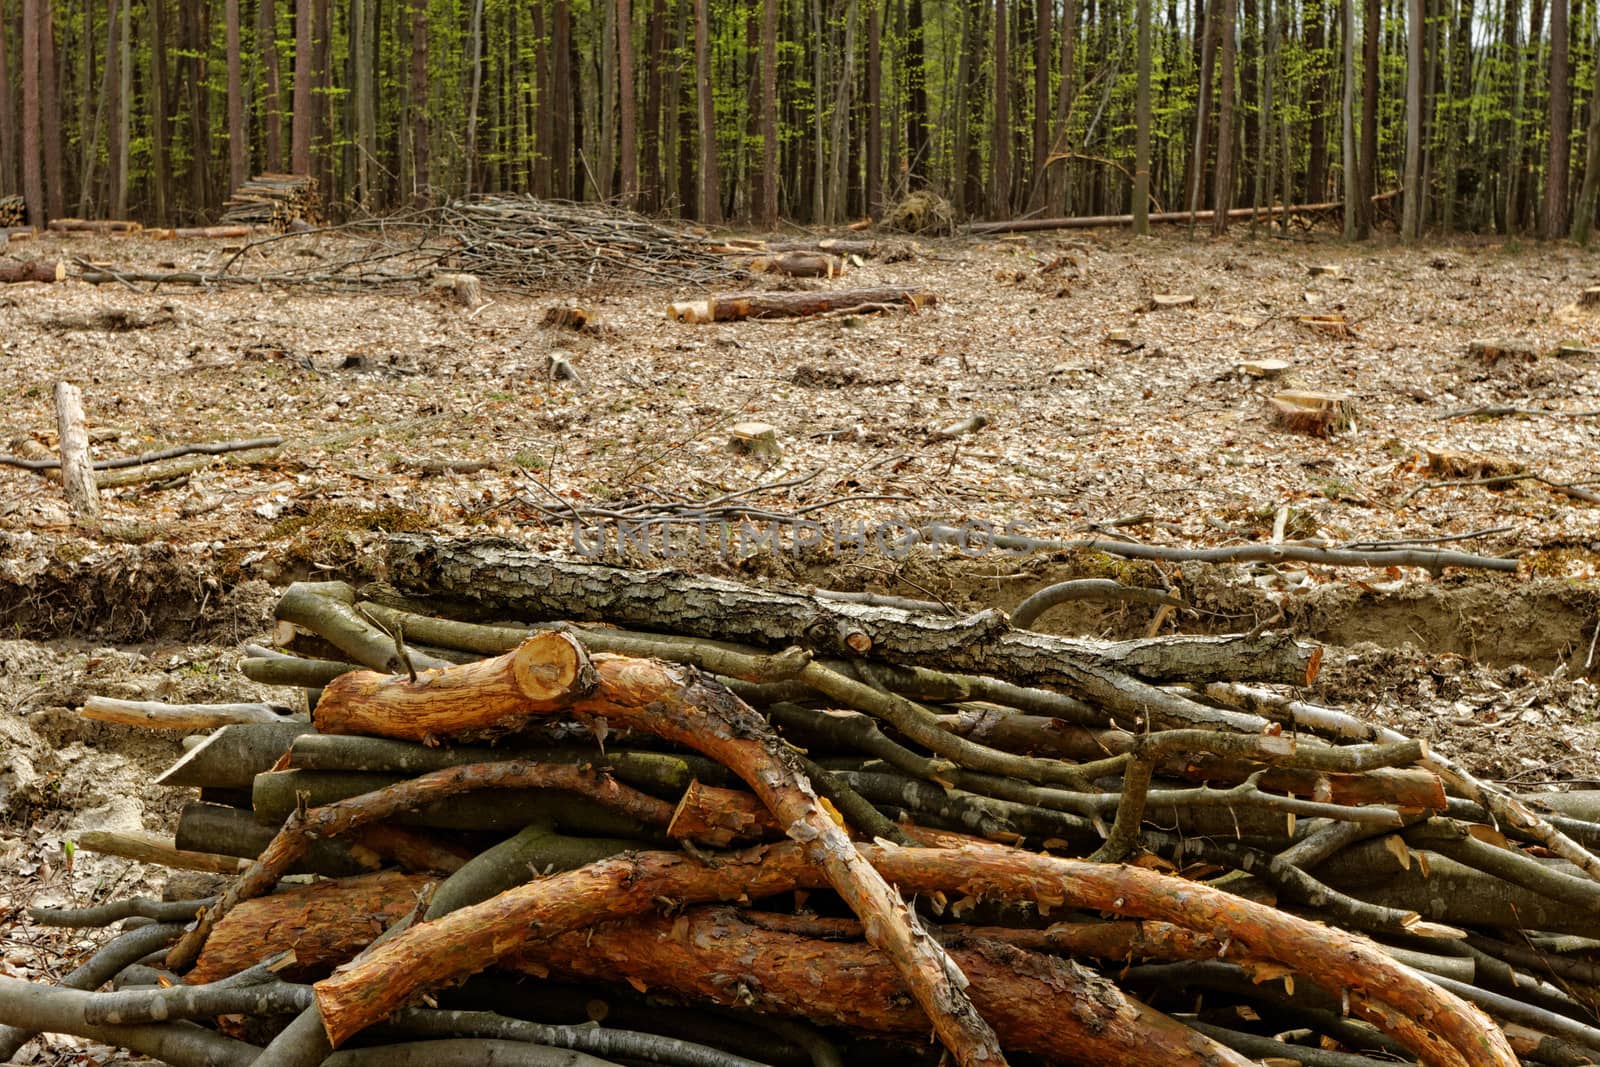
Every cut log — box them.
[81,698,299,731]
[47,218,142,234]
[726,421,781,461]
[54,382,100,520]
[430,273,483,309]
[1149,293,1195,309]
[0,259,66,283]
[666,780,781,846]
[76,830,249,875]
[1468,338,1544,363]
[188,870,431,984]
[748,251,845,278]
[155,722,314,789]
[667,287,936,323]
[509,906,1255,1066]
[220,173,320,230]
[966,196,1369,234]
[380,536,1316,687]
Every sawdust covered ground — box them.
[1,223,1598,1062]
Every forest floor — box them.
[1,221,1599,1063]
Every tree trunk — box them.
[292,0,312,173]
[1341,0,1358,237]
[259,0,283,172]
[0,0,13,198]
[642,0,666,210]
[1187,0,1217,215]
[1305,0,1328,200]
[226,0,246,191]
[105,0,125,217]
[409,0,427,203]
[1545,0,1571,237]
[617,0,637,208]
[1358,0,1378,235]
[693,0,721,223]
[669,286,938,323]
[991,0,1010,217]
[827,0,857,222]
[36,0,59,219]
[1402,0,1424,239]
[1572,0,1600,241]
[465,0,484,193]
[1051,0,1076,210]
[1030,0,1050,208]
[1212,0,1235,233]
[866,0,882,217]
[1499,0,1521,231]
[1134,0,1152,232]
[552,0,572,200]
[759,0,778,225]
[905,0,929,186]
[597,0,617,200]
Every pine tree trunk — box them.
[409,0,427,203]
[292,0,312,173]
[905,0,929,186]
[259,0,283,172]
[642,0,666,210]
[597,0,617,200]
[1341,0,1358,237]
[465,0,484,193]
[866,0,882,217]
[827,0,857,223]
[1500,0,1522,231]
[1305,0,1328,200]
[1030,0,1050,208]
[1402,0,1424,239]
[1573,0,1600,242]
[1212,0,1235,233]
[618,0,637,208]
[1050,0,1076,210]
[105,0,125,215]
[759,0,778,224]
[693,0,721,223]
[552,0,572,200]
[991,0,1010,217]
[1545,0,1571,237]
[39,0,61,219]
[1134,0,1151,232]
[0,0,14,197]
[226,0,246,191]
[1358,0,1378,235]
[20,0,41,225]
[1187,0,1217,215]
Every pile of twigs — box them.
[220,174,321,230]
[436,195,744,288]
[13,537,1600,1066]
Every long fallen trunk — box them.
[381,535,1314,686]
[313,836,1517,1067]
[965,195,1388,234]
[667,286,937,323]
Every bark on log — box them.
[506,906,1254,1067]
[380,536,1314,686]
[312,638,1010,1066]
[188,871,432,984]
[275,582,457,676]
[81,697,299,730]
[0,258,66,282]
[54,381,100,520]
[175,801,379,878]
[313,837,1516,1067]
[748,252,845,278]
[666,780,781,846]
[156,722,315,789]
[668,287,936,323]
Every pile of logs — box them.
[221,174,321,231]
[15,537,1600,1066]
[435,195,743,289]
[0,194,23,227]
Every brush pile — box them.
[12,535,1600,1066]
[220,174,321,231]
[434,195,743,289]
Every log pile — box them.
[0,194,23,227]
[15,546,1600,1066]
[220,173,321,230]
[435,195,744,289]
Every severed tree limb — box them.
[380,536,1315,685]
[0,435,284,471]
[1010,578,1184,630]
[310,637,1008,1066]
[80,696,299,730]
[1208,682,1600,887]
[0,979,259,1067]
[312,836,1516,1067]
[28,897,216,928]
[76,829,250,874]
[164,758,674,971]
[505,906,1254,1066]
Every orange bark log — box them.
[667,287,936,323]
[508,906,1253,1067]
[312,640,1007,1067]
[666,779,781,846]
[188,870,431,984]
[313,839,1515,1067]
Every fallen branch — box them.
[667,287,937,323]
[0,435,284,472]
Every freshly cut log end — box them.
[1580,286,1600,308]
[1149,293,1196,309]
[1268,391,1357,437]
[0,259,67,283]
[313,631,597,741]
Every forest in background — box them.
[0,0,1597,239]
